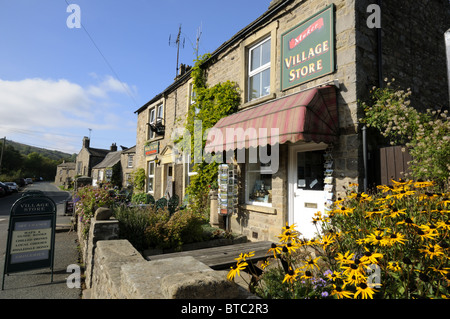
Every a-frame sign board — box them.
[2,191,56,290]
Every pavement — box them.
[0,185,82,299]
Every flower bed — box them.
[228,180,449,299]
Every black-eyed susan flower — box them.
[326,270,343,282]
[343,272,367,288]
[416,228,439,242]
[227,261,248,281]
[377,184,394,193]
[354,282,377,299]
[283,242,300,254]
[396,217,418,228]
[302,256,320,271]
[365,208,386,218]
[437,219,450,231]
[384,207,407,219]
[335,251,355,265]
[331,284,353,299]
[387,261,402,272]
[267,243,282,258]
[386,231,407,246]
[282,267,300,284]
[391,179,413,188]
[336,205,355,216]
[364,229,385,246]
[419,243,444,260]
[360,247,384,264]
[320,233,335,249]
[414,180,435,188]
[299,270,314,281]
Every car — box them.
[0,186,5,197]
[4,182,19,193]
[0,182,11,195]
[25,178,33,184]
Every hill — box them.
[4,139,76,162]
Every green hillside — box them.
[4,140,76,161]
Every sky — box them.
[0,0,270,155]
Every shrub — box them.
[360,80,450,187]
[144,209,207,250]
[228,180,450,299]
[74,185,114,236]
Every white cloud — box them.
[0,76,137,154]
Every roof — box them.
[57,162,76,169]
[122,145,136,154]
[87,147,111,158]
[134,0,292,115]
[92,151,122,169]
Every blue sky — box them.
[0,0,269,155]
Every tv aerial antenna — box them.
[169,24,185,77]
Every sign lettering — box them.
[281,5,335,90]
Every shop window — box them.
[248,37,271,101]
[246,161,273,206]
[148,161,155,194]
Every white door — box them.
[289,144,327,239]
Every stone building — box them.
[54,161,76,188]
[92,151,122,187]
[120,145,136,188]
[75,137,116,178]
[135,0,450,241]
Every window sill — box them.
[239,93,276,111]
[239,204,277,215]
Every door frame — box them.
[288,142,328,226]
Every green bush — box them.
[144,209,207,250]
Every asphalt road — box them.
[0,182,82,299]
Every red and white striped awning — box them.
[205,85,338,153]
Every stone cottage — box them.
[54,161,76,188]
[75,137,116,178]
[135,0,450,241]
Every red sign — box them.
[289,17,324,50]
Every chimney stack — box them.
[110,143,117,152]
[83,136,90,149]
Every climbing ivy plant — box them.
[181,53,241,214]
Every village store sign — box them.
[281,5,335,90]
[2,192,56,290]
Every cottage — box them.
[135,0,449,242]
[54,161,76,189]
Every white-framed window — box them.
[187,154,198,186]
[245,147,273,206]
[148,103,164,140]
[127,154,134,168]
[248,37,271,101]
[147,161,155,194]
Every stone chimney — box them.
[110,143,117,152]
[83,136,90,149]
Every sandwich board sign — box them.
[2,191,56,290]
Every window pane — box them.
[261,39,271,66]
[149,161,155,175]
[148,178,154,192]
[150,109,155,123]
[247,170,272,204]
[157,105,163,119]
[261,68,271,96]
[250,45,261,71]
[249,73,261,100]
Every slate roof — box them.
[92,151,122,169]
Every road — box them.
[0,182,81,299]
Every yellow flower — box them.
[391,179,413,188]
[387,261,402,272]
[416,228,439,242]
[364,229,385,246]
[365,208,386,218]
[341,258,370,278]
[260,260,270,270]
[282,267,300,284]
[302,256,320,271]
[227,261,248,281]
[326,270,343,282]
[299,270,314,280]
[343,272,367,288]
[377,184,394,193]
[335,205,355,216]
[360,247,383,264]
[386,231,407,246]
[414,180,435,188]
[234,251,255,262]
[278,224,300,243]
[420,243,444,260]
[331,284,353,299]
[267,243,282,258]
[354,282,378,299]
[384,207,407,219]
[335,251,355,265]
[320,233,335,249]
